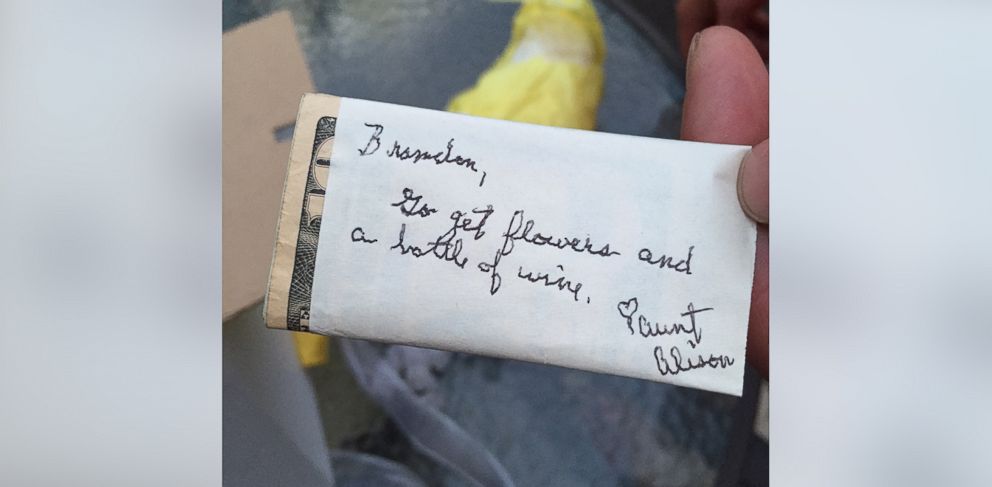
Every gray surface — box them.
[435,354,736,486]
[223,305,334,485]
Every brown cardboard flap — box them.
[223,11,315,319]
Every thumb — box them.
[738,139,769,224]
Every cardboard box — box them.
[223,11,315,319]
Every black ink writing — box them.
[351,227,378,244]
[386,137,478,171]
[391,188,438,218]
[390,223,468,269]
[449,205,493,240]
[653,346,734,376]
[504,210,621,258]
[358,123,487,186]
[476,213,518,295]
[479,210,619,296]
[616,298,712,346]
[617,297,733,376]
[640,303,710,345]
[358,123,383,156]
[638,245,694,275]
[516,264,587,303]
[616,298,639,334]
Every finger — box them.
[748,227,768,377]
[680,26,769,378]
[738,138,769,224]
[676,0,716,59]
[681,26,769,145]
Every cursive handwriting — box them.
[478,210,621,296]
[616,298,712,346]
[516,264,588,303]
[390,223,468,269]
[616,298,639,334]
[638,245,694,275]
[351,227,378,244]
[358,122,487,187]
[358,123,384,156]
[476,212,518,295]
[449,205,493,240]
[653,346,734,376]
[391,188,438,218]
[504,210,621,257]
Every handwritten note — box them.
[292,94,755,396]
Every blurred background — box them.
[222,1,768,486]
[224,0,686,136]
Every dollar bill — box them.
[264,95,340,330]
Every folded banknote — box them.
[265,94,756,396]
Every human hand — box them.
[681,26,769,377]
[676,0,768,63]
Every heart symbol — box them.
[616,297,639,334]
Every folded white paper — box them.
[266,94,756,396]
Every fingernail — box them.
[688,31,703,62]
[737,141,769,224]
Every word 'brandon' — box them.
[357,122,487,187]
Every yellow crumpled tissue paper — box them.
[446,0,606,130]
